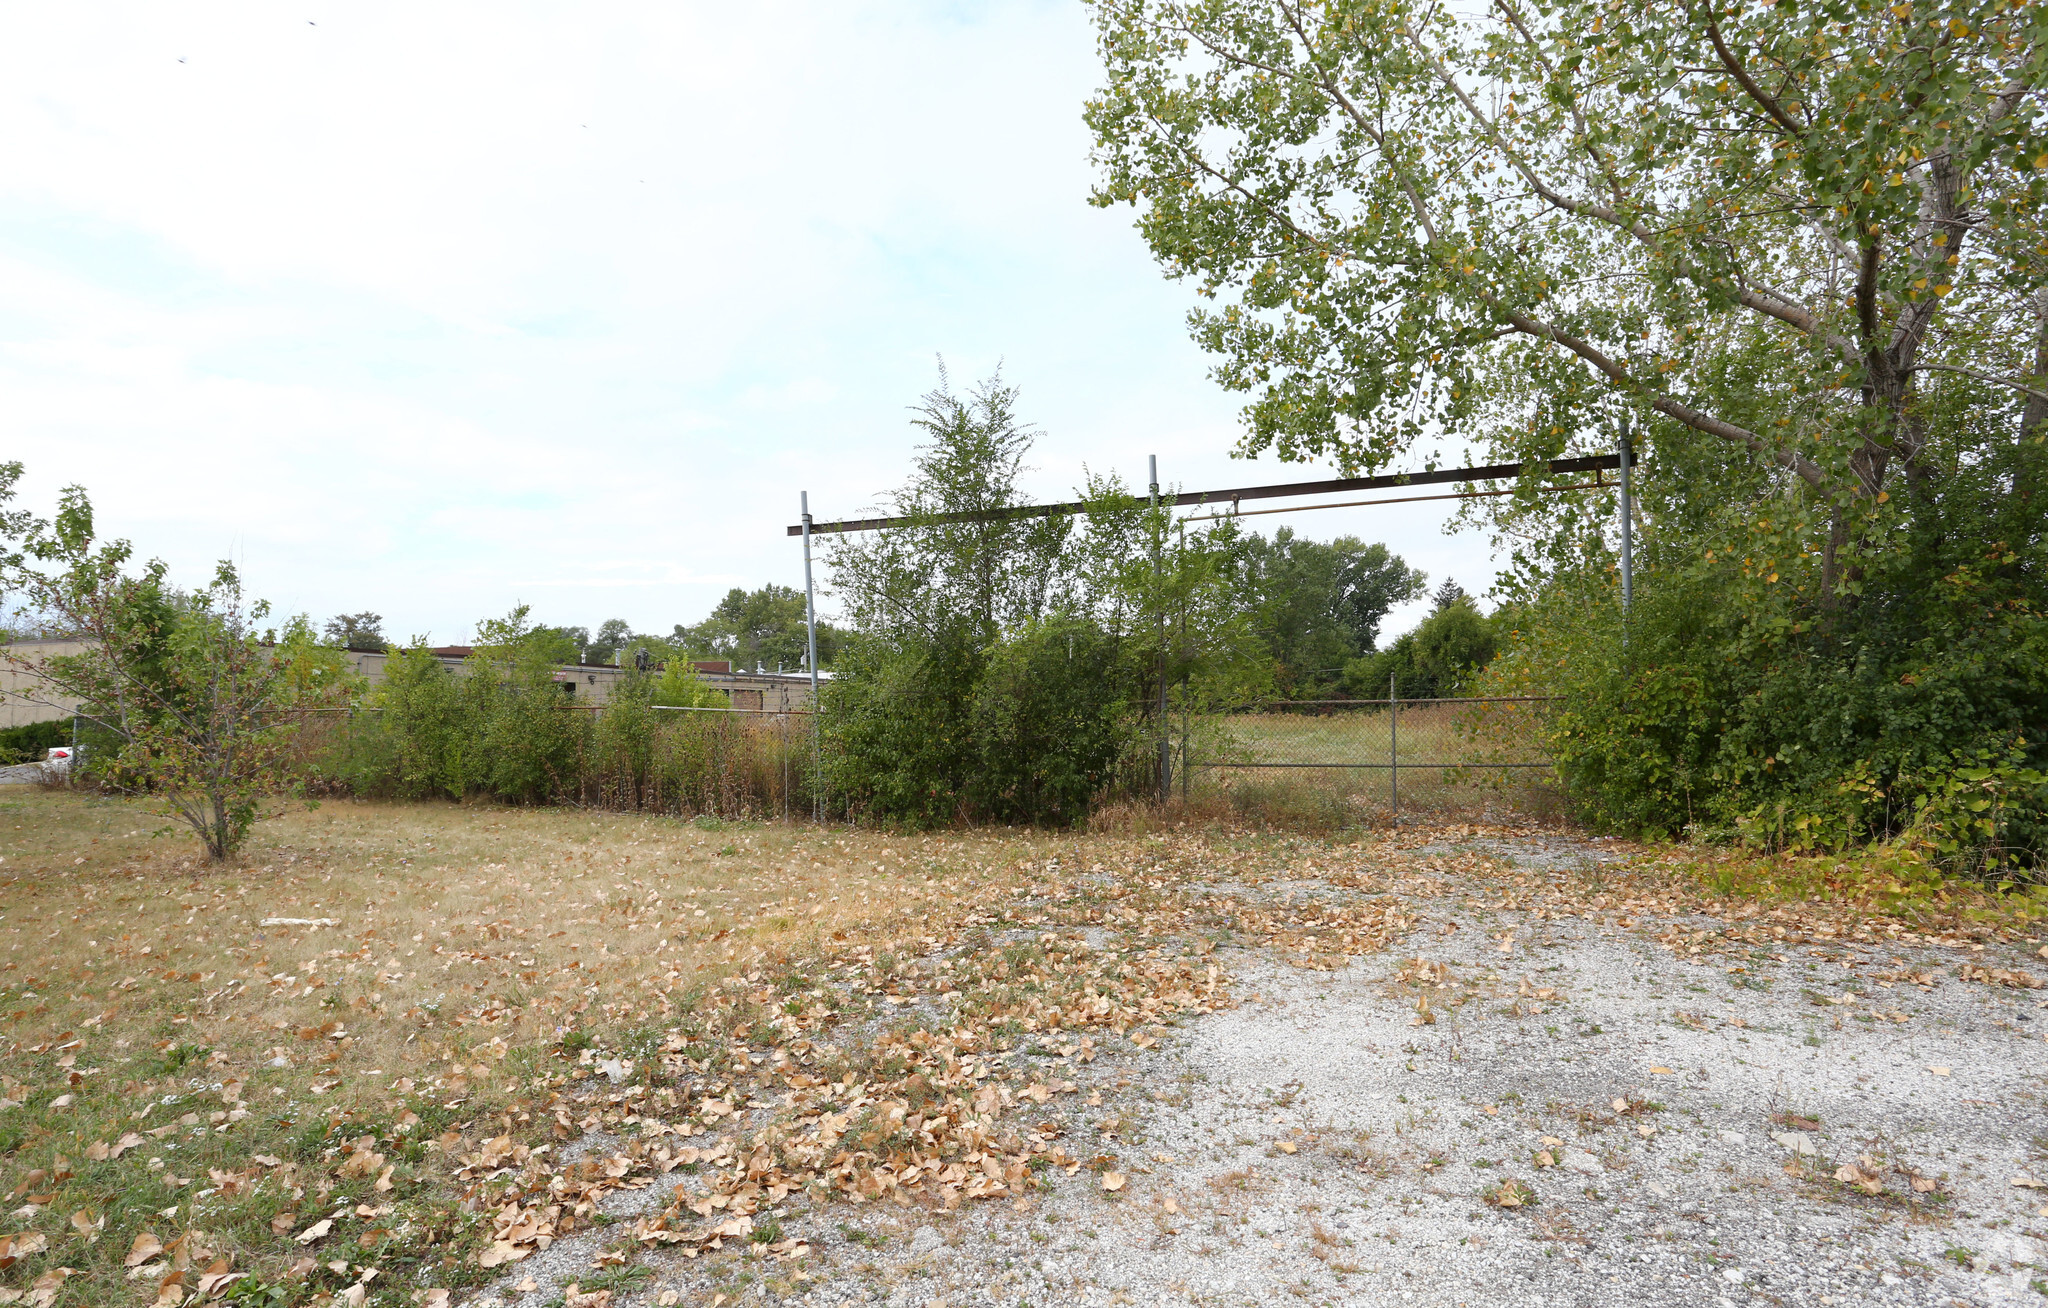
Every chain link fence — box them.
[1185,696,1562,826]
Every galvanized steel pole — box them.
[1389,671,1399,826]
[1618,413,1634,615]
[802,491,821,821]
[1152,456,1169,805]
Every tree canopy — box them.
[1088,0,2048,592]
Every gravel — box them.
[470,833,2048,1307]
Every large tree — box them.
[1234,528,1425,692]
[1086,0,2048,598]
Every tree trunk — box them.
[2024,289,2048,442]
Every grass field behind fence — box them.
[1188,700,1563,827]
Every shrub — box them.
[650,661,729,709]
[0,718,71,766]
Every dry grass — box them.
[0,790,1085,1306]
[1,790,1432,1306]
[1,791,1071,1071]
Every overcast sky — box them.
[0,1,1497,648]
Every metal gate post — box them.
[802,491,822,822]
[1618,413,1634,616]
[1389,672,1399,826]
[1151,455,1169,805]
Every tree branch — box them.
[1910,361,2048,403]
[1699,15,1807,138]
[1489,302,1828,488]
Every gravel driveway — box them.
[473,832,2048,1308]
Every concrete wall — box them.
[0,640,89,729]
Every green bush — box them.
[0,718,71,766]
[822,625,987,828]
[970,617,1141,824]
[822,618,1141,828]
[1484,435,2048,872]
[650,661,729,709]
[313,630,812,818]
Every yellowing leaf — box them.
[27,1268,73,1308]
[0,1232,49,1270]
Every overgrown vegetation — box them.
[315,611,805,818]
[1086,0,2048,874]
[821,369,1433,826]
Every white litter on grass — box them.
[1771,1130,1818,1156]
[259,918,340,928]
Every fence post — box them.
[1389,672,1399,827]
[1618,412,1634,619]
[802,491,822,822]
[1151,455,1169,805]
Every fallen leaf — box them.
[1276,1142,1298,1155]
[2012,1175,2048,1190]
[26,1268,72,1308]
[68,1210,101,1243]
[192,1257,241,1299]
[125,1232,163,1267]
[1926,1066,1950,1076]
[0,1232,48,1270]
[1770,1131,1817,1156]
[1100,1172,1125,1192]
[293,1220,332,1246]
[1833,1163,1884,1195]
[478,1241,530,1268]
[1648,1066,1674,1075]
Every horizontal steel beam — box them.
[1192,762,1555,769]
[787,454,1621,536]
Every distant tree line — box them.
[317,585,845,674]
